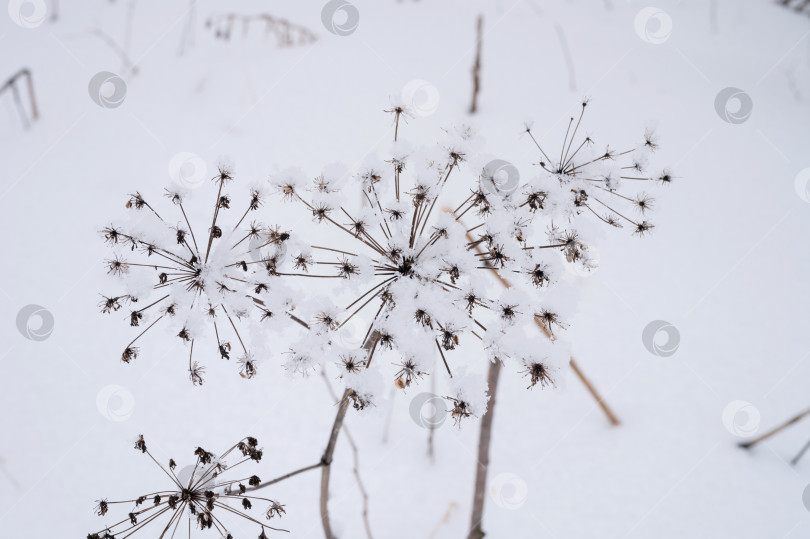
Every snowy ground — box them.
[1,0,809,537]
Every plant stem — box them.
[467,358,502,539]
[568,358,619,426]
[469,15,483,114]
[791,436,810,466]
[457,207,620,425]
[321,373,375,539]
[739,406,810,449]
[252,462,324,491]
[320,388,352,539]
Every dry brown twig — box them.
[206,13,318,47]
[469,15,483,114]
[456,213,619,539]
[321,372,375,539]
[739,406,810,466]
[0,68,39,128]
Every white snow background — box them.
[1,0,809,537]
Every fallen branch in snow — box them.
[0,68,39,128]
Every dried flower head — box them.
[99,173,303,384]
[272,109,579,409]
[523,100,672,236]
[446,396,474,426]
[89,435,286,538]
[521,360,556,389]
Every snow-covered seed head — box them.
[99,173,299,384]
[266,101,670,415]
[446,396,474,426]
[522,361,555,389]
[524,100,671,236]
[267,107,591,407]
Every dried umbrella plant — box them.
[100,169,307,385]
[89,436,286,538]
[521,98,671,236]
[270,101,595,419]
[91,97,673,539]
[468,98,673,539]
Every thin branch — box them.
[321,373,374,539]
[467,358,501,539]
[739,407,810,449]
[791,435,810,466]
[249,462,323,492]
[569,358,619,426]
[468,15,483,114]
[320,388,352,539]
[554,23,577,93]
